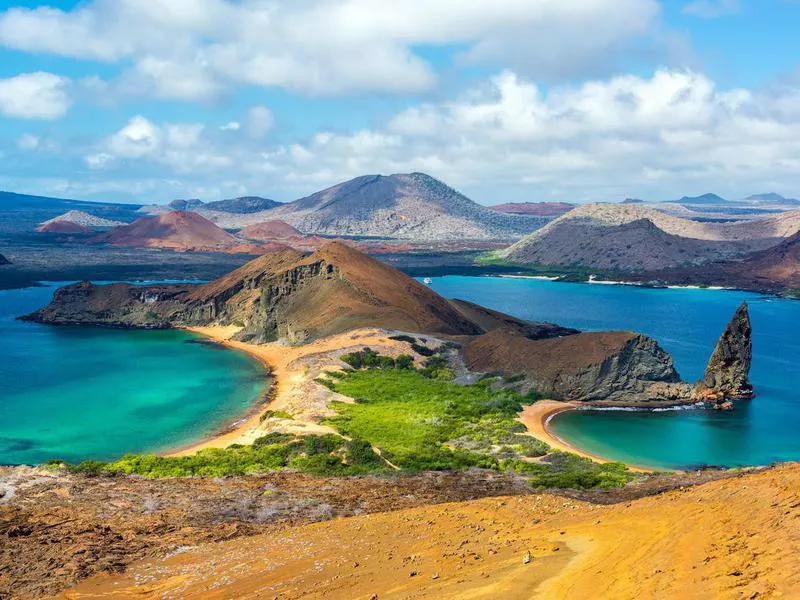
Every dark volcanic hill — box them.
[168,199,204,211]
[204,173,546,240]
[489,202,575,218]
[644,231,800,293]
[676,193,728,205]
[203,197,281,214]
[98,211,238,251]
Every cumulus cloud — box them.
[0,72,71,119]
[0,0,662,98]
[76,69,800,203]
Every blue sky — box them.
[0,0,799,205]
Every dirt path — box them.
[59,463,800,599]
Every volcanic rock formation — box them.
[0,253,9,265]
[461,329,681,402]
[703,302,754,399]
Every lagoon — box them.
[0,284,267,465]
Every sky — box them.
[0,0,799,205]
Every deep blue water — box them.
[426,276,800,470]
[0,284,267,465]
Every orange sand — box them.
[60,463,800,599]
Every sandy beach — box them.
[168,326,427,456]
[519,400,652,473]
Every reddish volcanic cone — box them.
[99,211,238,251]
[240,220,302,241]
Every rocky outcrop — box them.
[702,302,754,399]
[462,329,681,402]
[0,253,9,265]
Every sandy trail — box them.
[169,326,427,455]
[59,463,800,599]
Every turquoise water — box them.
[0,284,267,465]
[425,276,800,470]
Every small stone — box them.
[523,551,532,564]
[432,573,440,580]
[409,571,417,578]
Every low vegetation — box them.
[53,348,638,489]
[53,433,388,478]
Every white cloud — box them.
[0,72,71,119]
[682,0,742,18]
[75,68,800,203]
[0,0,662,98]
[220,121,240,131]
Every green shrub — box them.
[259,409,294,422]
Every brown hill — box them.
[36,221,92,234]
[98,211,238,251]
[490,201,575,217]
[732,230,800,289]
[28,242,483,343]
[239,219,302,241]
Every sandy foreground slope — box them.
[61,464,800,599]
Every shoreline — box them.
[165,326,276,456]
[165,326,418,457]
[519,401,654,473]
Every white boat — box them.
[423,277,433,285]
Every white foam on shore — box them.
[666,285,728,291]
[575,402,705,413]
[498,274,560,281]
